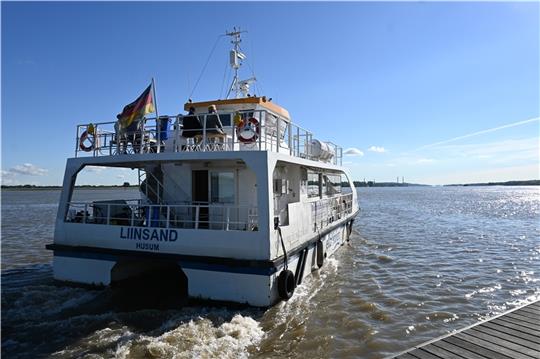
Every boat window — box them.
[210,171,235,203]
[325,174,342,195]
[307,171,320,198]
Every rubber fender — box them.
[277,269,295,300]
[316,240,324,268]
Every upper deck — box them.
[75,98,343,166]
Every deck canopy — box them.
[184,96,290,121]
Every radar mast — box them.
[226,27,256,99]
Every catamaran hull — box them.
[48,220,353,307]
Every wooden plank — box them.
[455,332,533,359]
[395,353,419,359]
[431,340,490,359]
[472,325,540,351]
[407,348,443,359]
[492,316,540,335]
[502,313,540,330]
[506,311,540,325]
[483,321,540,345]
[421,343,467,359]
[464,327,540,358]
[391,301,540,359]
[523,306,540,315]
[520,306,540,313]
[443,336,514,359]
[519,306,540,316]
[495,316,540,333]
[514,308,540,319]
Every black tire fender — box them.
[316,240,324,268]
[277,269,295,300]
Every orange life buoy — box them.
[79,130,97,152]
[236,117,260,143]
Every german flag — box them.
[117,83,155,129]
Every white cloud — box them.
[116,175,125,179]
[368,146,386,153]
[413,117,540,151]
[85,166,108,173]
[8,163,48,176]
[344,148,364,156]
[420,137,539,166]
[1,170,17,185]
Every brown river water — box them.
[1,186,539,358]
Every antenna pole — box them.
[225,27,251,99]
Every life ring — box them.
[277,269,295,300]
[236,117,260,143]
[79,130,97,152]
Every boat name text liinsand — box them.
[120,227,178,243]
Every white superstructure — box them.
[48,29,359,306]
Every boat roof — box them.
[184,96,290,120]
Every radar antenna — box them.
[225,27,256,99]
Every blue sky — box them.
[2,1,539,185]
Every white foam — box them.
[115,314,263,359]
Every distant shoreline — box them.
[2,180,539,190]
[1,185,138,191]
[443,179,540,187]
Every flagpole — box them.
[152,77,161,153]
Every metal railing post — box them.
[226,207,230,231]
[75,126,80,157]
[276,116,280,153]
[288,122,292,156]
[231,117,236,150]
[93,124,98,157]
[296,126,300,157]
[259,111,263,150]
[202,115,207,151]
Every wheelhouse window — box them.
[210,171,235,203]
[325,174,342,195]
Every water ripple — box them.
[2,186,539,358]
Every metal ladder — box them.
[138,167,184,227]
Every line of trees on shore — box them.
[2,179,539,190]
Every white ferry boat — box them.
[47,29,359,307]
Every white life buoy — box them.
[236,117,260,143]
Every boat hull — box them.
[48,219,353,307]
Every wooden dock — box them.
[391,300,540,359]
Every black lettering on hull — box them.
[135,242,160,251]
[119,227,179,244]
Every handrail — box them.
[73,110,344,166]
[65,201,259,231]
[311,193,354,232]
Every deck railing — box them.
[74,110,343,165]
[65,200,258,231]
[311,193,354,232]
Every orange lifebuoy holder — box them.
[236,117,260,143]
[79,124,98,152]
